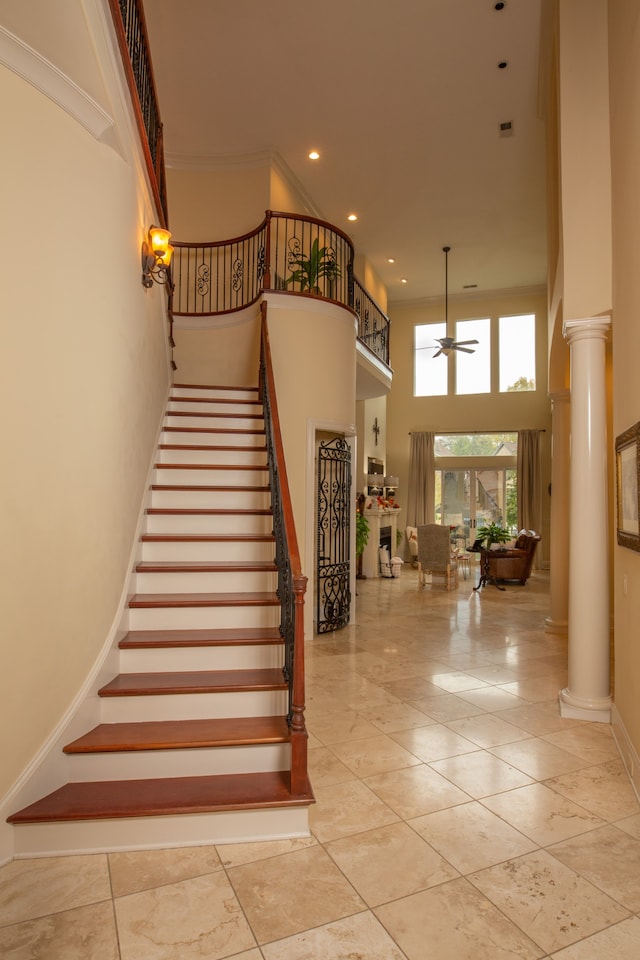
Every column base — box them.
[545,617,568,637]
[559,687,612,723]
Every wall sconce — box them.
[141,225,173,287]
[384,476,399,497]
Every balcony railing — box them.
[170,211,391,367]
[108,0,168,225]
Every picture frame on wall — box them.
[615,422,640,551]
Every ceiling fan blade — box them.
[455,346,476,354]
[432,349,443,358]
[454,339,479,346]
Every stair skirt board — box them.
[7,384,311,854]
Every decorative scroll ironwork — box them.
[232,258,244,291]
[197,263,210,297]
[316,437,352,633]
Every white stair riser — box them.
[65,743,290,781]
[100,689,288,723]
[140,541,275,562]
[150,489,270,509]
[127,605,280,631]
[171,388,260,400]
[153,468,268,486]
[134,570,278,593]
[168,400,263,415]
[145,513,273,534]
[119,643,284,673]
[164,415,264,430]
[11,807,310,857]
[161,431,264,447]
[157,448,266,466]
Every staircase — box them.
[9,383,313,856]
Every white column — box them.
[546,391,570,635]
[560,316,612,722]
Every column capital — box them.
[563,315,611,345]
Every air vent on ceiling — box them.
[499,121,514,137]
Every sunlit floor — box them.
[2,566,640,959]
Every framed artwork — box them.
[616,422,640,551]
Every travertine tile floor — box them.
[2,568,640,959]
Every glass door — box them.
[436,468,516,548]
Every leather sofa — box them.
[484,531,540,584]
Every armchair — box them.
[476,531,540,590]
[417,524,458,591]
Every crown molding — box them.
[0,25,113,141]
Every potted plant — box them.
[476,521,511,550]
[356,512,370,579]
[285,237,341,295]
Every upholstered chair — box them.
[417,524,459,591]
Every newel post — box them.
[289,571,308,795]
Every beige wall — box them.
[608,0,640,761]
[0,34,169,832]
[174,312,262,386]
[166,165,271,241]
[385,290,552,559]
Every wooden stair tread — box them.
[64,716,290,753]
[159,444,266,452]
[170,396,262,406]
[140,533,275,543]
[163,426,265,435]
[129,591,280,608]
[151,484,270,492]
[99,669,287,696]
[135,560,277,573]
[146,507,272,516]
[167,411,263,420]
[8,771,313,824]
[119,627,283,648]
[173,382,259,392]
[153,463,267,471]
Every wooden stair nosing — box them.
[119,627,284,649]
[140,533,275,544]
[63,716,290,753]
[135,560,277,574]
[99,668,287,697]
[7,770,314,824]
[128,591,280,608]
[153,463,268,471]
[146,507,273,517]
[163,426,265,436]
[150,483,270,492]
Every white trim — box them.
[611,704,640,804]
[0,386,170,863]
[0,25,114,141]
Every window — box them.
[499,314,536,392]
[455,318,490,395]
[415,322,447,396]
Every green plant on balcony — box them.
[475,521,511,549]
[285,237,341,294]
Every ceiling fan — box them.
[432,246,479,358]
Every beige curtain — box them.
[517,429,542,564]
[407,432,435,526]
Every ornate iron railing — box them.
[353,277,391,367]
[170,210,391,367]
[108,0,168,225]
[259,304,309,796]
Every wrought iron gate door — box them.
[316,437,351,633]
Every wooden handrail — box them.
[259,303,309,796]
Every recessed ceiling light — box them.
[308,150,320,160]
[498,60,508,69]
[401,277,408,284]
[387,257,396,264]
[347,213,358,222]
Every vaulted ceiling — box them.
[143,0,548,304]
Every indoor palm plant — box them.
[285,237,341,294]
[475,520,511,549]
